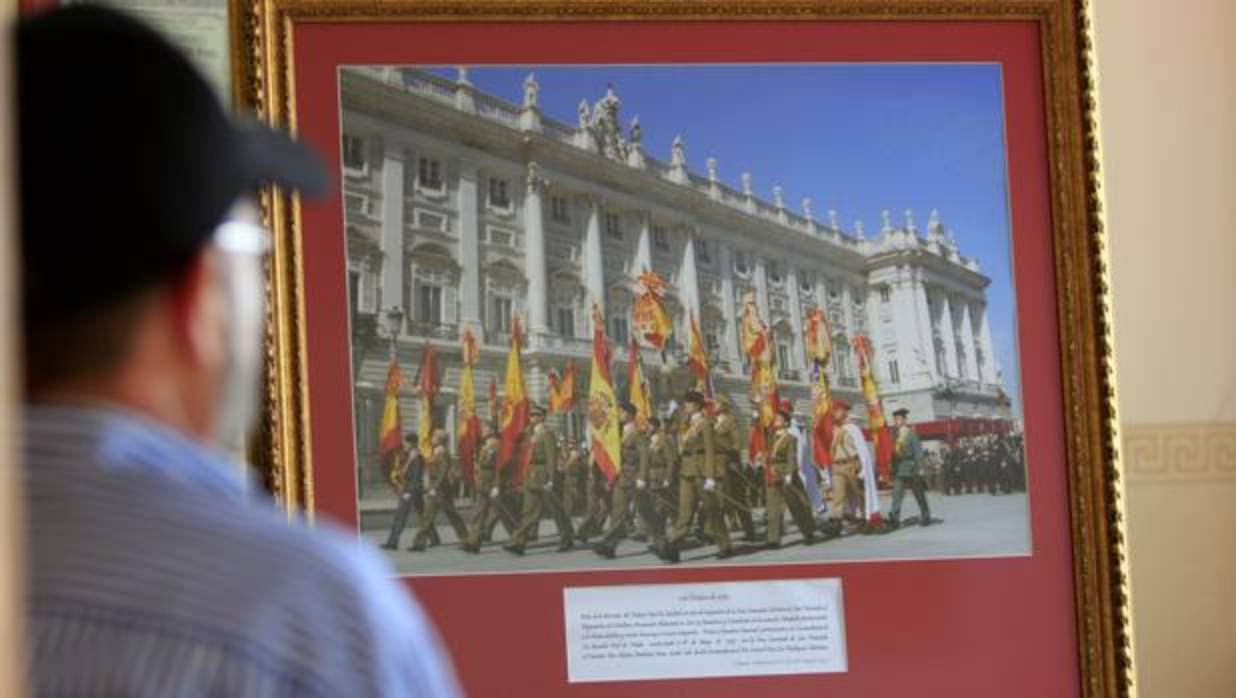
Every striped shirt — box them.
[23,405,461,697]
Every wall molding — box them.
[1122,422,1236,484]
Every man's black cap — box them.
[893,408,909,418]
[18,5,327,320]
[682,390,705,406]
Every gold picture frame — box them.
[234,1,1130,694]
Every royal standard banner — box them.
[378,356,404,485]
[548,360,577,414]
[632,270,673,351]
[498,314,529,470]
[416,345,440,462]
[806,309,835,469]
[627,339,653,428]
[456,329,481,486]
[587,304,621,483]
[853,334,893,481]
[687,310,711,396]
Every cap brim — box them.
[237,121,329,196]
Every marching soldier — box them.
[888,408,932,529]
[667,391,732,562]
[593,403,667,559]
[576,455,610,543]
[765,407,818,548]
[410,429,469,551]
[504,405,575,555]
[823,399,863,537]
[560,441,586,518]
[645,417,678,536]
[461,423,517,554]
[380,433,438,550]
[713,394,757,542]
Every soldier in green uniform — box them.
[504,405,575,555]
[593,403,667,559]
[888,408,932,528]
[645,417,677,540]
[576,455,609,543]
[560,441,585,519]
[461,423,517,553]
[713,395,757,541]
[667,391,732,562]
[765,408,818,548]
[410,429,469,551]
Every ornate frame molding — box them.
[233,1,1130,694]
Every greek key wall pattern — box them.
[1122,422,1236,484]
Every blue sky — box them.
[426,64,1021,411]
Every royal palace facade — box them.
[341,67,1013,496]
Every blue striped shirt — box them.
[23,405,461,697]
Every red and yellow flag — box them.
[628,340,653,428]
[742,297,778,467]
[853,335,893,481]
[686,310,711,396]
[488,377,499,424]
[456,329,481,486]
[587,304,621,483]
[416,346,440,461]
[378,356,404,462]
[498,315,529,470]
[739,290,767,360]
[806,309,835,468]
[632,271,674,351]
[548,360,577,414]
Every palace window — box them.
[799,273,814,295]
[491,296,513,333]
[777,344,792,374]
[417,156,443,191]
[767,261,783,286]
[342,134,366,173]
[733,250,750,276]
[488,177,511,209]
[551,195,571,223]
[879,285,892,304]
[696,239,712,265]
[888,360,901,384]
[653,226,670,252]
[416,283,443,325]
[344,192,371,216]
[556,307,576,339]
[610,315,629,344]
[348,267,377,315]
[605,212,623,240]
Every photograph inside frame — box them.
[339,63,1030,575]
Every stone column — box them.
[678,226,702,325]
[718,243,740,367]
[841,281,855,337]
[977,304,1000,385]
[890,273,923,387]
[456,163,481,336]
[379,144,406,326]
[582,195,606,317]
[785,266,805,373]
[914,275,939,384]
[939,293,961,378]
[523,162,549,339]
[634,212,652,274]
[958,299,980,382]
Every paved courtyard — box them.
[361,491,1031,576]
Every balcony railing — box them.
[407,320,459,341]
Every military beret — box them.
[893,408,909,418]
[683,390,706,406]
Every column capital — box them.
[526,161,548,193]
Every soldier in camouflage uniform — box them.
[461,423,517,553]
[713,395,757,541]
[764,408,818,548]
[410,429,469,551]
[504,405,575,555]
[667,391,732,562]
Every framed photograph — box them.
[237,1,1131,695]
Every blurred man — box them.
[504,405,574,554]
[17,7,459,695]
[382,433,438,550]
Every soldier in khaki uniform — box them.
[504,405,575,555]
[410,429,469,551]
[824,399,863,537]
[560,441,585,518]
[888,408,932,529]
[713,395,757,541]
[765,408,818,548]
[593,403,667,559]
[667,391,732,562]
[461,423,516,553]
[644,417,677,538]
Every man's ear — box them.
[167,248,227,370]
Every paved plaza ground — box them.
[361,490,1031,576]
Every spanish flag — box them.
[739,290,767,359]
[417,346,440,462]
[548,360,577,414]
[632,271,674,351]
[456,329,481,486]
[687,310,711,396]
[588,304,621,483]
[853,335,893,481]
[628,339,653,428]
[498,314,529,470]
[806,309,835,468]
[378,356,404,477]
